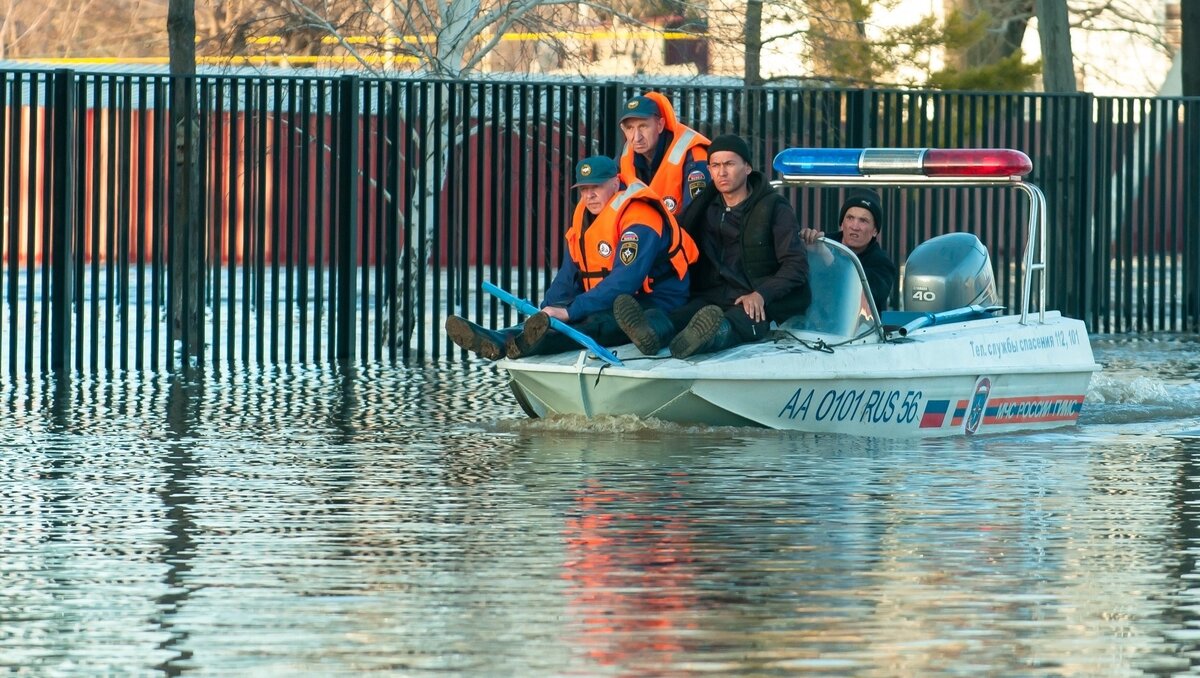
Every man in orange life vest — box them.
[444,156,697,360]
[618,93,711,216]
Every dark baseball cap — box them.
[572,156,619,187]
[620,96,660,121]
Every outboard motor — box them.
[902,232,998,312]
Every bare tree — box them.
[194,0,368,64]
[205,0,607,75]
[744,0,763,86]
[1036,0,1075,92]
[721,0,1004,88]
[946,0,1032,69]
[0,1,53,59]
[217,0,638,345]
[0,0,167,57]
[945,0,1175,93]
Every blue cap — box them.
[572,156,619,187]
[620,96,660,121]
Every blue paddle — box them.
[482,281,624,366]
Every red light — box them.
[923,149,1032,178]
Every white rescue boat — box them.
[495,147,1100,437]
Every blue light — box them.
[773,148,863,176]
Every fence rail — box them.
[0,68,1196,376]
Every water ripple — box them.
[1,340,1200,674]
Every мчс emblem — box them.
[964,376,992,435]
[618,233,638,265]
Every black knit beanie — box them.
[707,134,752,163]
[838,188,884,233]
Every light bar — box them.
[772,148,1033,179]
[774,147,863,175]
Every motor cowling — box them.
[902,232,998,312]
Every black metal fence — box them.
[0,68,1196,376]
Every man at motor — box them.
[614,134,810,359]
[618,92,710,216]
[445,155,697,360]
[799,188,897,310]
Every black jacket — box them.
[681,172,810,322]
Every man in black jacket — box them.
[799,188,897,310]
[614,134,810,359]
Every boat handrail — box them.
[772,147,1046,326]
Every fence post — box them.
[1072,92,1096,330]
[168,74,204,371]
[601,80,623,157]
[49,69,75,373]
[1187,97,1200,331]
[335,75,359,362]
[846,88,869,147]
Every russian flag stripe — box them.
[919,399,950,428]
[950,400,968,426]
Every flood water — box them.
[3,334,1200,675]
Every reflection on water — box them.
[1,335,1199,674]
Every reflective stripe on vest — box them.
[608,182,647,214]
[667,129,698,165]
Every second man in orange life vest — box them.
[618,92,711,217]
[445,156,698,360]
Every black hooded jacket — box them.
[680,171,810,322]
[828,232,897,310]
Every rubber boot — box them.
[505,312,552,359]
[669,306,738,359]
[445,315,516,361]
[613,294,677,355]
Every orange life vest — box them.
[618,91,710,215]
[566,182,699,292]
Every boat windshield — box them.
[780,239,882,342]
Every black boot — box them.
[445,315,515,360]
[613,294,677,355]
[669,306,739,359]
[506,312,553,359]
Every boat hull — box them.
[499,312,1099,438]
